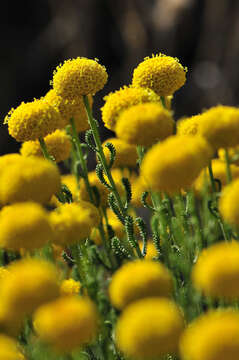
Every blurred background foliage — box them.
[1,0,239,154]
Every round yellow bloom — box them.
[116,297,184,359]
[60,279,81,296]
[0,334,25,360]
[218,145,239,166]
[20,129,71,163]
[5,99,61,142]
[101,86,160,130]
[219,178,239,226]
[192,241,239,299]
[102,138,137,168]
[177,114,202,136]
[50,201,100,246]
[139,240,158,260]
[34,296,98,352]
[180,309,239,360]
[45,89,92,132]
[132,54,186,96]
[0,202,52,251]
[116,103,174,147]
[52,57,108,99]
[141,135,213,195]
[193,159,239,195]
[0,156,61,205]
[109,260,172,309]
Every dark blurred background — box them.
[1,0,239,155]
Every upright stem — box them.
[224,148,232,183]
[208,161,216,193]
[39,137,55,163]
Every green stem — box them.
[136,145,145,166]
[224,148,232,183]
[208,161,216,193]
[39,137,55,162]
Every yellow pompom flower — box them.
[20,129,71,163]
[52,57,108,99]
[0,334,25,360]
[0,156,61,205]
[45,89,92,132]
[116,103,174,147]
[101,86,160,130]
[218,145,239,166]
[50,201,100,246]
[0,202,52,251]
[180,309,239,360]
[177,114,202,136]
[132,54,187,96]
[139,240,158,260]
[102,138,138,168]
[141,135,213,195]
[34,296,98,352]
[116,297,184,359]
[5,99,62,142]
[192,241,239,299]
[60,279,81,296]
[109,260,172,310]
[219,178,239,227]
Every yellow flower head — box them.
[219,178,239,227]
[109,260,172,310]
[141,135,213,195]
[139,240,158,260]
[50,201,100,246]
[0,334,25,360]
[5,99,62,142]
[116,102,175,147]
[20,129,71,163]
[177,114,202,136]
[116,297,184,359]
[0,156,61,205]
[102,137,137,168]
[132,54,187,96]
[0,202,53,251]
[60,279,81,297]
[45,89,92,132]
[101,86,160,130]
[131,175,151,208]
[218,145,239,166]
[52,57,108,99]
[34,296,98,352]
[192,241,239,299]
[180,309,239,360]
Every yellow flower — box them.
[192,241,239,299]
[141,135,213,195]
[116,103,174,147]
[218,145,239,166]
[0,202,53,251]
[50,201,100,246]
[177,114,202,136]
[60,279,81,296]
[116,297,184,359]
[0,156,61,205]
[45,89,92,132]
[219,178,239,227]
[139,240,158,260]
[20,129,71,163]
[5,99,62,142]
[34,296,98,352]
[50,174,79,207]
[131,175,151,208]
[102,138,138,168]
[0,334,25,360]
[52,57,108,99]
[109,260,172,309]
[101,86,160,130]
[132,54,187,96]
[180,309,239,360]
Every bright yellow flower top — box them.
[192,241,239,299]
[0,334,25,360]
[50,201,100,246]
[5,99,62,142]
[141,135,213,195]
[177,114,202,135]
[52,57,108,99]
[115,102,174,147]
[102,138,138,168]
[0,202,53,251]
[45,89,92,132]
[60,279,81,296]
[132,54,187,96]
[116,297,184,359]
[218,145,239,166]
[0,156,61,205]
[180,309,239,360]
[20,129,71,163]
[219,178,239,226]
[33,296,98,352]
[101,86,160,130]
[109,260,173,309]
